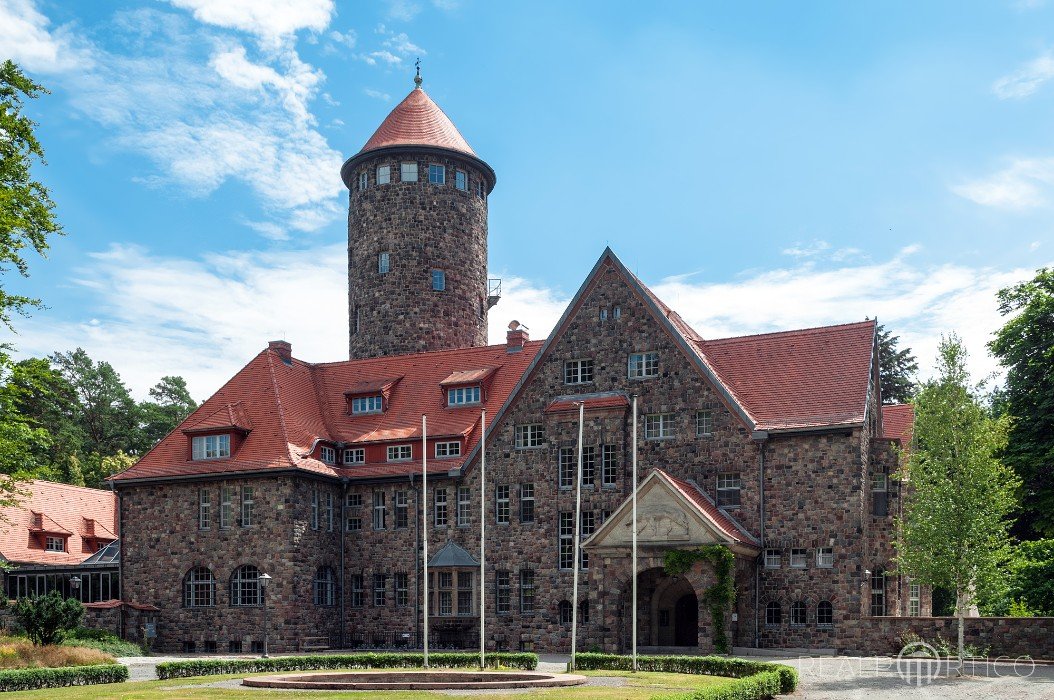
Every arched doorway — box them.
[674,592,699,646]
[624,568,702,649]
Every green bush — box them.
[12,592,83,646]
[63,628,142,656]
[573,652,797,698]
[0,664,128,692]
[156,651,538,679]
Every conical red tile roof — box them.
[359,87,476,156]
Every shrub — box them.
[0,663,127,691]
[0,637,114,669]
[13,592,83,646]
[156,651,538,679]
[63,628,142,657]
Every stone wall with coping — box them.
[842,616,1054,659]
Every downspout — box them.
[340,476,349,648]
[752,431,768,649]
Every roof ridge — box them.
[703,319,877,345]
[309,340,545,369]
[26,479,114,496]
[306,362,339,443]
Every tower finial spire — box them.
[414,58,422,88]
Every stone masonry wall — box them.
[842,616,1054,659]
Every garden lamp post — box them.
[259,572,271,658]
[69,575,81,601]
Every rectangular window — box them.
[644,413,675,439]
[432,269,446,291]
[558,448,575,489]
[373,573,387,606]
[696,405,715,437]
[347,493,363,508]
[310,487,320,530]
[395,572,409,607]
[563,358,594,385]
[581,445,596,486]
[377,164,390,184]
[872,472,889,517]
[496,570,510,613]
[447,385,480,405]
[817,547,834,568]
[456,571,472,615]
[198,488,210,529]
[378,252,390,274]
[628,351,659,379]
[45,536,64,552]
[401,161,418,182]
[909,583,921,616]
[476,179,484,198]
[434,488,448,527]
[438,571,453,616]
[221,485,234,529]
[344,448,365,465]
[435,441,461,458]
[716,472,741,507]
[790,548,807,568]
[351,396,383,414]
[455,170,467,191]
[519,483,535,523]
[241,486,254,527]
[764,549,781,568]
[495,485,510,524]
[457,486,471,526]
[870,571,886,616]
[350,575,363,607]
[325,492,334,532]
[192,434,231,460]
[387,445,412,462]
[394,490,408,529]
[358,171,368,191]
[514,424,545,448]
[519,569,535,612]
[373,491,386,530]
[559,512,574,570]
[320,446,336,464]
[581,511,596,570]
[601,445,618,486]
[346,516,361,531]
[428,163,446,184]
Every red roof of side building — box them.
[359,87,476,157]
[0,481,116,567]
[882,403,914,445]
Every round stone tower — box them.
[341,74,496,359]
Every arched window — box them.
[817,600,833,627]
[870,569,886,616]
[558,600,572,625]
[765,601,782,625]
[314,566,336,607]
[184,567,215,608]
[230,565,261,607]
[791,601,807,626]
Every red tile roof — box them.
[659,470,758,547]
[359,87,476,157]
[182,401,253,434]
[882,403,914,445]
[0,481,117,567]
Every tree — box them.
[137,376,197,450]
[989,268,1054,539]
[0,61,63,330]
[13,591,83,645]
[49,349,140,458]
[877,323,918,404]
[895,335,1019,669]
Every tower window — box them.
[599,308,608,321]
[377,165,390,184]
[428,164,446,184]
[432,269,446,291]
[476,180,484,199]
[358,171,368,191]
[455,170,467,190]
[401,162,418,182]
[378,252,390,274]
[613,306,621,319]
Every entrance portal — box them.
[674,593,699,646]
[625,568,701,649]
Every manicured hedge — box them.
[0,664,129,692]
[156,651,538,679]
[573,653,797,699]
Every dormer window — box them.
[344,448,365,465]
[351,395,383,414]
[388,445,412,462]
[435,441,461,458]
[320,446,336,464]
[447,386,480,406]
[192,434,230,460]
[45,536,65,553]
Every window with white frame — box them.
[374,573,387,606]
[601,445,617,486]
[599,307,608,321]
[401,161,418,182]
[314,566,336,606]
[241,486,254,527]
[378,252,390,274]
[310,487,320,530]
[198,488,211,529]
[628,352,659,379]
[558,447,575,489]
[581,445,596,486]
[580,511,595,570]
[455,170,467,190]
[519,483,534,523]
[437,571,452,615]
[230,565,262,606]
[377,164,390,184]
[458,571,473,615]
[791,601,807,626]
[817,600,833,626]
[434,488,448,527]
[764,549,781,568]
[220,485,234,528]
[496,570,510,613]
[320,446,336,464]
[563,359,594,385]
[344,448,365,465]
[347,492,362,508]
[515,424,545,448]
[696,404,716,437]
[447,385,480,405]
[613,306,621,319]
[184,566,215,607]
[358,171,368,191]
[45,536,64,552]
[395,572,409,606]
[428,163,446,184]
[192,434,230,460]
[519,569,534,612]
[872,472,889,517]
[816,547,834,568]
[716,472,741,507]
[349,574,363,607]
[790,548,807,568]
[765,601,782,625]
[457,486,471,526]
[559,512,574,570]
[387,445,412,462]
[870,570,886,616]
[436,441,461,458]
[475,179,485,199]
[432,269,446,291]
[394,490,408,528]
[373,491,386,530]
[909,583,920,616]
[325,492,334,531]
[644,413,675,439]
[495,484,510,524]
[346,516,361,531]
[351,395,383,414]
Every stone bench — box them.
[299,636,331,653]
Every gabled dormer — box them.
[440,367,496,408]
[344,377,402,415]
[181,402,253,461]
[29,510,71,553]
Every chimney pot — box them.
[268,340,292,364]
[506,324,528,353]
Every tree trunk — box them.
[956,588,965,677]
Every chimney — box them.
[506,320,529,353]
[268,340,292,364]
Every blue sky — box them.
[1,0,1051,399]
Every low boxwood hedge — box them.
[0,664,129,692]
[156,651,538,679]
[573,652,797,699]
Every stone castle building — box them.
[112,75,924,655]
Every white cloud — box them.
[357,25,425,67]
[0,0,91,73]
[1031,241,1042,250]
[384,0,422,21]
[328,29,357,48]
[384,32,425,56]
[993,51,1054,99]
[782,239,830,258]
[165,0,334,43]
[952,158,1054,209]
[364,88,391,101]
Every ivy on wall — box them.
[663,544,736,654]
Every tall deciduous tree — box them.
[895,336,1018,668]
[137,375,197,450]
[877,323,918,404]
[989,268,1054,539]
[49,349,140,459]
[0,61,63,330]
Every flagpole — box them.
[632,395,638,673]
[479,408,486,671]
[422,414,429,668]
[570,401,584,672]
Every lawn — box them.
[0,668,736,699]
